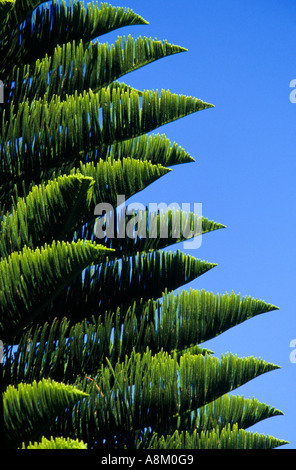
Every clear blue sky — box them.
[106,0,296,448]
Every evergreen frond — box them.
[95,133,195,167]
[5,289,276,386]
[21,436,88,449]
[3,378,88,448]
[101,209,225,255]
[75,157,171,209]
[1,0,44,32]
[48,350,280,448]
[156,288,279,346]
[0,174,95,256]
[0,0,16,30]
[147,423,288,450]
[0,157,170,244]
[39,251,216,323]
[0,0,148,75]
[0,87,212,205]
[4,301,213,386]
[6,36,186,104]
[194,394,284,433]
[1,0,284,450]
[0,239,114,341]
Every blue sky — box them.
[106,0,296,448]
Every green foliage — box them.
[0,0,16,30]
[0,0,286,450]
[21,436,88,449]
[148,423,287,450]
[4,378,88,448]
[0,239,114,341]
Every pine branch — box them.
[5,36,186,104]
[3,378,88,448]
[0,87,212,206]
[48,350,280,448]
[0,0,149,75]
[0,174,95,256]
[38,251,216,323]
[147,423,288,450]
[0,239,114,341]
[21,436,88,449]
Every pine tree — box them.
[0,0,288,449]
